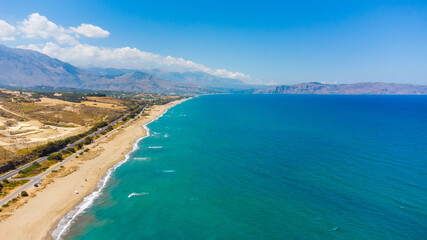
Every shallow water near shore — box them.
[60,95,427,240]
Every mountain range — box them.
[85,67,259,90]
[256,82,427,95]
[1,44,426,95]
[0,44,255,94]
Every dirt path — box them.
[0,105,26,118]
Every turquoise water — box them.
[60,95,427,240]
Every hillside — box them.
[0,44,92,88]
[85,67,260,90]
[0,44,213,94]
[256,82,427,95]
[86,71,209,94]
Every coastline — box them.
[0,98,188,240]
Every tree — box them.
[83,136,93,145]
[6,161,15,169]
[75,143,84,150]
[32,162,41,168]
[21,191,29,197]
[67,147,76,153]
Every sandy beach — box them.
[0,99,186,240]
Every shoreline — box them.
[51,99,177,239]
[0,98,188,240]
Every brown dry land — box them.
[0,99,187,240]
[0,89,128,165]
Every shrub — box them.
[6,161,15,169]
[83,136,93,145]
[33,162,41,168]
[3,179,9,184]
[84,148,90,152]
[18,162,42,174]
[67,147,76,153]
[48,152,63,161]
[75,143,84,150]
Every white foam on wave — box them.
[52,105,174,240]
[134,157,149,160]
[164,133,169,138]
[149,146,163,149]
[162,169,176,173]
[128,192,149,198]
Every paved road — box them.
[0,106,146,206]
[0,108,137,181]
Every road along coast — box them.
[0,99,188,240]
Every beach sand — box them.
[0,99,186,240]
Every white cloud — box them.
[212,69,250,79]
[18,42,250,80]
[70,24,110,38]
[18,13,78,45]
[0,20,16,41]
[10,13,250,81]
[17,14,109,44]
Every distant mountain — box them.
[255,82,427,95]
[85,67,263,90]
[0,44,213,94]
[148,70,258,90]
[85,71,209,94]
[0,44,92,87]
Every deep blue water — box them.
[61,95,427,240]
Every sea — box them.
[54,94,427,240]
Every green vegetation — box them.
[83,136,93,145]
[16,161,56,178]
[44,122,75,128]
[75,142,84,150]
[21,191,28,197]
[47,152,63,161]
[18,162,42,175]
[68,147,76,153]
[0,180,29,199]
[0,88,180,176]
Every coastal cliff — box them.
[255,82,427,95]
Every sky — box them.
[0,0,426,85]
